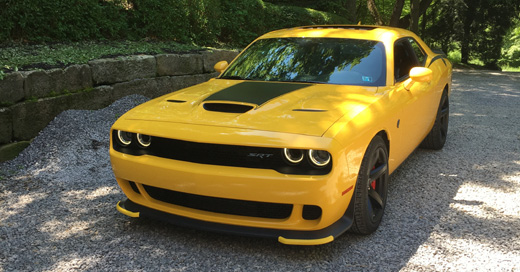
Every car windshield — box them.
[220,37,386,86]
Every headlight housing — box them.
[283,148,304,164]
[308,149,331,167]
[117,130,133,146]
[115,130,152,149]
[137,133,152,147]
[283,148,331,168]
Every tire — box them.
[420,91,449,150]
[350,135,389,235]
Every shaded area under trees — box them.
[0,0,519,69]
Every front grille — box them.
[143,185,293,219]
[112,131,332,175]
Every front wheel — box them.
[350,135,389,235]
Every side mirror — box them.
[404,67,433,91]
[409,67,433,82]
[214,60,229,73]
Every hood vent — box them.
[203,102,255,113]
[293,109,328,112]
[167,99,187,103]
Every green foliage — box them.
[186,0,222,45]
[447,50,461,65]
[127,0,190,42]
[0,0,129,42]
[500,17,520,68]
[0,40,199,72]
[0,0,347,48]
[265,0,355,21]
[422,0,519,69]
[219,0,267,45]
[218,1,349,47]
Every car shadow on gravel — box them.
[1,71,519,271]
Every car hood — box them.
[123,79,381,137]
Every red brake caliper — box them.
[371,166,377,190]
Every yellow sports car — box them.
[111,25,452,245]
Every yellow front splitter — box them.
[116,201,140,218]
[278,235,334,246]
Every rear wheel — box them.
[350,135,389,234]
[421,91,449,150]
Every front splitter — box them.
[116,198,353,245]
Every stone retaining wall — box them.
[0,49,239,144]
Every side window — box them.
[408,38,427,66]
[393,39,420,82]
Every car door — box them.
[392,37,437,160]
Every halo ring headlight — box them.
[117,130,133,146]
[137,134,152,147]
[283,148,304,164]
[308,149,331,167]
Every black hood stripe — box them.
[204,82,312,106]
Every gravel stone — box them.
[0,71,519,271]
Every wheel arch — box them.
[376,130,390,156]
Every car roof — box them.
[258,25,414,42]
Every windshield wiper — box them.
[278,79,323,84]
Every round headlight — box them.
[117,130,133,146]
[137,134,152,147]
[308,149,331,167]
[283,148,304,164]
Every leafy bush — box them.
[127,0,190,42]
[499,20,520,68]
[218,0,268,46]
[186,0,222,45]
[0,0,128,42]
[0,0,347,47]
[218,1,349,47]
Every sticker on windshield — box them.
[362,76,373,83]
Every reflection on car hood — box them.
[123,79,381,137]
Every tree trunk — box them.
[345,0,357,23]
[410,0,421,33]
[389,0,405,27]
[399,0,434,30]
[461,0,478,64]
[367,0,384,25]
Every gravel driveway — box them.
[1,70,519,271]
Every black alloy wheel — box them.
[350,135,389,234]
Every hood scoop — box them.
[203,102,255,113]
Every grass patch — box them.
[0,40,206,73]
[501,65,520,72]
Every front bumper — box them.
[117,198,354,245]
[110,121,358,244]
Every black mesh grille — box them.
[143,185,293,219]
[302,205,322,220]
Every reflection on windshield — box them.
[220,38,386,86]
